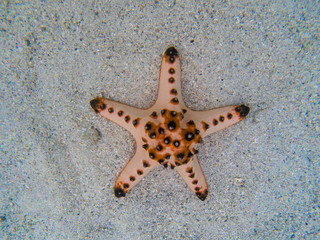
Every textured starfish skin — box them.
[90,47,250,201]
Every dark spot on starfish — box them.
[173,140,180,147]
[192,180,198,185]
[227,113,233,119]
[168,121,176,131]
[164,137,171,144]
[130,176,135,182]
[151,111,158,118]
[171,111,177,117]
[100,104,106,110]
[158,159,164,164]
[117,110,123,116]
[145,123,152,130]
[195,187,200,191]
[170,164,175,169]
[185,132,195,141]
[158,127,164,134]
[114,187,126,197]
[163,163,168,168]
[187,120,195,126]
[189,173,195,178]
[132,118,140,127]
[235,105,250,118]
[124,116,130,122]
[195,129,200,135]
[219,116,225,122]
[170,89,177,95]
[142,137,147,143]
[161,109,166,115]
[142,144,148,150]
[149,153,155,159]
[188,152,194,158]
[169,56,175,63]
[165,154,171,159]
[182,158,189,164]
[143,160,150,167]
[175,162,181,166]
[194,149,199,154]
[197,190,208,201]
[149,132,156,139]
[90,99,99,108]
[156,145,163,151]
[202,121,210,130]
[168,77,175,83]
[137,170,143,175]
[108,108,114,113]
[165,47,178,57]
[213,119,219,125]
[123,183,129,189]
[169,68,175,74]
[170,97,179,104]
[182,109,187,114]
[186,167,193,173]
[177,153,184,161]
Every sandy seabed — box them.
[1,1,319,239]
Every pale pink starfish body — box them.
[90,47,249,200]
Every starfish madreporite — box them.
[90,47,250,201]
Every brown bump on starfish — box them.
[168,77,175,83]
[170,97,179,104]
[187,120,195,126]
[189,173,195,178]
[235,105,250,119]
[170,88,178,95]
[201,121,210,131]
[129,176,135,182]
[117,110,124,116]
[114,186,126,198]
[150,111,158,118]
[213,119,219,126]
[143,160,150,167]
[108,107,114,113]
[137,170,143,175]
[132,118,140,127]
[219,116,225,122]
[196,189,208,201]
[164,46,178,64]
[227,113,233,119]
[169,68,175,74]
[90,98,106,113]
[124,116,130,122]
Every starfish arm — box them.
[90,97,147,137]
[189,105,250,138]
[175,155,208,201]
[154,47,186,110]
[114,148,159,198]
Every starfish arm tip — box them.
[114,186,126,198]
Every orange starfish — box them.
[90,47,249,200]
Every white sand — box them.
[1,1,319,239]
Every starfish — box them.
[90,47,249,201]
